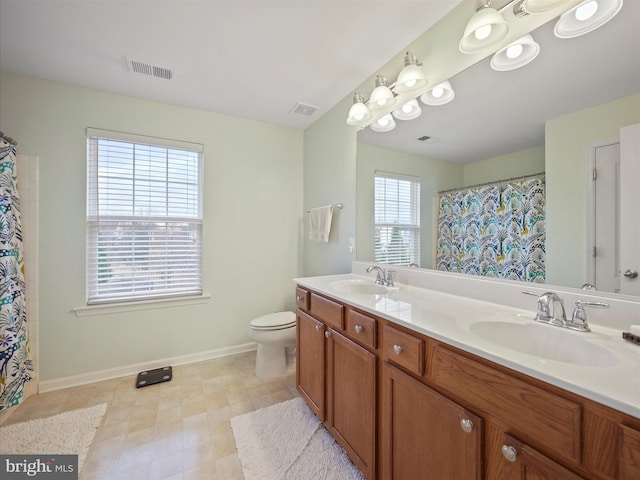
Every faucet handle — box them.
[385,269,397,287]
[568,300,609,332]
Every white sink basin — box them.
[469,321,619,367]
[329,279,388,295]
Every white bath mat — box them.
[230,396,366,480]
[0,403,107,471]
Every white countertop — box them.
[294,273,640,419]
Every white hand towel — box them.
[309,205,334,242]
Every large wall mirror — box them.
[356,1,640,297]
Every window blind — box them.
[86,129,203,304]
[374,172,420,266]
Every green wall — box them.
[546,93,640,287]
[0,71,303,382]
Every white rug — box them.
[0,403,107,471]
[231,397,366,480]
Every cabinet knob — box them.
[460,418,474,433]
[325,330,331,338]
[501,445,518,463]
[354,325,363,334]
[296,295,302,301]
[393,344,403,355]
[315,324,322,332]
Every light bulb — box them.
[506,43,523,59]
[431,87,444,98]
[575,0,598,21]
[404,78,417,88]
[378,116,390,127]
[402,103,413,113]
[474,24,492,40]
[353,112,364,121]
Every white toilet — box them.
[248,311,296,378]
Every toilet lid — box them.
[250,311,296,331]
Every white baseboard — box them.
[38,342,258,393]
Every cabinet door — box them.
[382,363,482,480]
[296,310,326,420]
[499,434,584,480]
[619,424,640,479]
[327,328,376,480]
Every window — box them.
[86,128,203,304]
[374,172,420,265]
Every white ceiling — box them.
[0,0,460,130]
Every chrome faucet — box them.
[535,291,567,327]
[523,291,609,332]
[366,265,396,287]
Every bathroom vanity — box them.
[294,272,640,480]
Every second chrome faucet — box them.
[523,291,609,332]
[366,265,396,287]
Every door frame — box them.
[585,136,619,288]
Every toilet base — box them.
[255,343,292,378]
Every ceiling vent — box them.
[290,102,319,116]
[126,57,173,80]
[417,135,431,141]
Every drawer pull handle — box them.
[393,344,403,355]
[325,330,331,338]
[354,325,363,334]
[296,295,302,301]
[460,418,473,433]
[501,445,518,463]
[315,324,322,332]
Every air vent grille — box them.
[126,57,173,80]
[417,135,431,141]
[290,102,319,116]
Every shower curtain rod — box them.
[0,131,18,146]
[438,172,544,195]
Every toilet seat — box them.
[250,312,296,331]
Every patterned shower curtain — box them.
[436,176,546,283]
[0,137,31,411]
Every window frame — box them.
[85,128,204,305]
[373,171,421,266]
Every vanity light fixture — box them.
[521,0,567,13]
[459,1,510,54]
[393,51,428,96]
[369,75,396,110]
[420,80,455,105]
[554,0,623,38]
[370,113,396,132]
[346,92,372,126]
[490,34,540,71]
[392,99,422,120]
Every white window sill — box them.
[73,294,211,317]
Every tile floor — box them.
[3,351,298,480]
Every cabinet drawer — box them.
[295,287,309,311]
[310,293,344,330]
[383,325,424,376]
[432,345,581,464]
[345,309,377,350]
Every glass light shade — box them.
[346,92,372,126]
[392,99,422,120]
[522,0,567,13]
[490,34,540,71]
[420,81,455,106]
[370,114,396,132]
[459,6,509,54]
[393,52,428,95]
[369,76,396,110]
[554,0,623,38]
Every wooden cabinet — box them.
[295,285,640,480]
[619,424,640,479]
[296,295,378,479]
[382,363,482,480]
[327,327,376,480]
[296,310,326,419]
